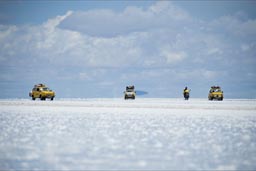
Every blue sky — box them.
[0,1,256,98]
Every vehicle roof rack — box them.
[126,85,135,90]
[34,84,46,88]
[211,86,221,89]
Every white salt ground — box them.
[0,98,255,170]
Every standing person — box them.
[183,87,190,100]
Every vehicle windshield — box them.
[211,88,221,92]
[42,87,50,91]
[126,89,134,92]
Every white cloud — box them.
[207,48,222,55]
[202,70,218,80]
[0,25,17,40]
[79,72,90,81]
[43,11,73,31]
[162,51,187,64]
[209,13,256,38]
[59,1,190,37]
[86,36,142,67]
[149,1,170,14]
[241,44,250,51]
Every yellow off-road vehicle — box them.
[29,84,55,100]
[208,86,223,101]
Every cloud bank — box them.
[0,1,256,98]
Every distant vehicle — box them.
[208,86,223,101]
[124,85,136,100]
[29,84,55,100]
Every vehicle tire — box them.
[32,96,35,100]
[40,95,45,100]
[51,97,54,101]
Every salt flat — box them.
[0,98,256,170]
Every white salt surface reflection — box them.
[0,98,256,170]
